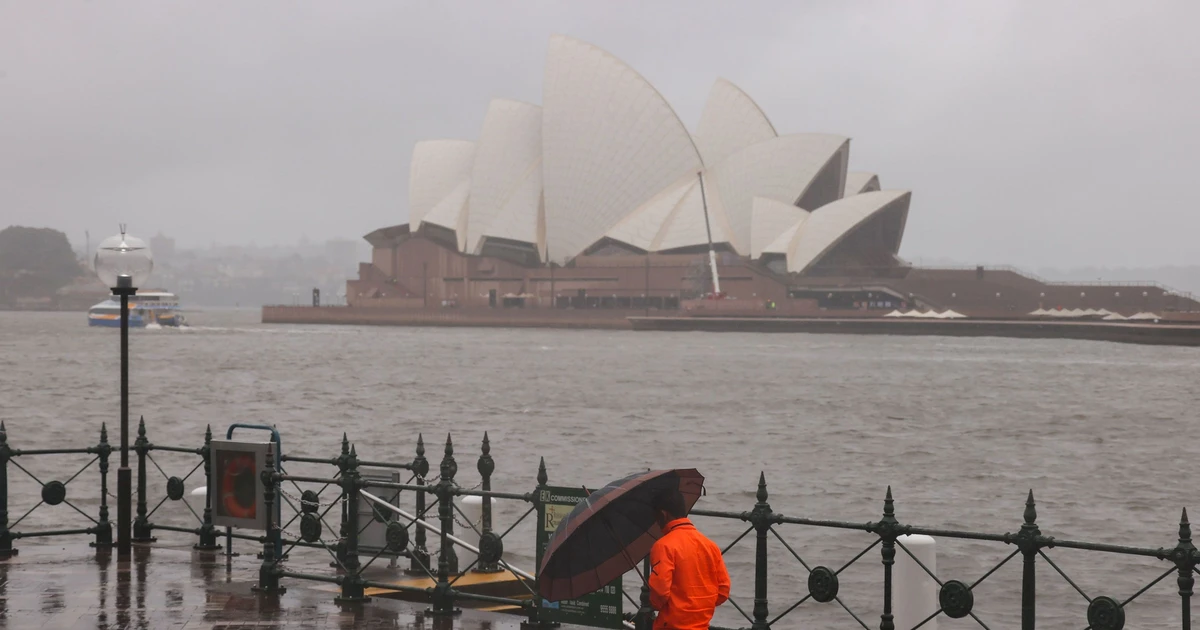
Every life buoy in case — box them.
[219,453,257,519]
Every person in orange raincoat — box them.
[648,488,731,630]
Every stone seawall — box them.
[628,316,1200,346]
[262,305,635,330]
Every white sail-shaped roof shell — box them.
[541,34,704,264]
[652,179,736,252]
[708,133,848,254]
[695,78,777,166]
[844,172,880,197]
[605,176,697,252]
[408,140,475,231]
[762,219,805,256]
[421,180,471,251]
[466,99,543,254]
[751,197,809,259]
[785,190,911,274]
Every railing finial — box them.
[416,432,425,457]
[1024,489,1037,526]
[1181,508,1192,545]
[537,457,548,487]
[756,471,768,503]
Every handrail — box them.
[360,489,535,582]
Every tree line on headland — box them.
[0,226,91,310]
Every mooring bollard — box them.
[94,423,113,549]
[894,534,937,630]
[132,417,154,542]
[0,422,15,558]
[409,433,431,575]
[194,425,219,551]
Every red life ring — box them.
[219,453,257,519]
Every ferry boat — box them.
[87,291,187,328]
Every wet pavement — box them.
[0,542,538,629]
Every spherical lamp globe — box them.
[94,230,153,289]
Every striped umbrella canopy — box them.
[538,468,704,602]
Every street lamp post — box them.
[94,226,153,558]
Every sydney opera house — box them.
[335,35,1197,322]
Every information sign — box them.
[536,485,624,629]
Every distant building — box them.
[150,233,176,264]
[324,239,359,272]
[342,34,1200,320]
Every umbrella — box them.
[538,468,704,602]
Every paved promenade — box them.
[0,541,536,629]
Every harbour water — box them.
[2,309,1198,628]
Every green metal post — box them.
[93,423,113,549]
[475,432,500,573]
[430,434,460,616]
[1020,490,1039,630]
[522,457,553,630]
[1177,509,1195,630]
[132,417,154,542]
[750,472,771,630]
[409,434,431,575]
[0,422,15,558]
[879,487,898,630]
[253,444,285,594]
[337,444,367,603]
[194,425,219,551]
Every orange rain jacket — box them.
[648,518,731,630]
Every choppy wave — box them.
[2,309,1198,627]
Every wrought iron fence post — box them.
[93,423,113,549]
[750,472,772,630]
[0,422,15,558]
[331,434,352,568]
[430,434,460,616]
[132,417,154,542]
[337,444,367,603]
[879,487,899,630]
[194,425,220,551]
[409,433,431,575]
[475,431,501,573]
[253,444,285,594]
[1018,490,1040,630]
[1175,508,1196,630]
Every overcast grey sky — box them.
[1,1,1197,268]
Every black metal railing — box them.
[689,473,1198,630]
[2,423,1196,630]
[0,421,114,552]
